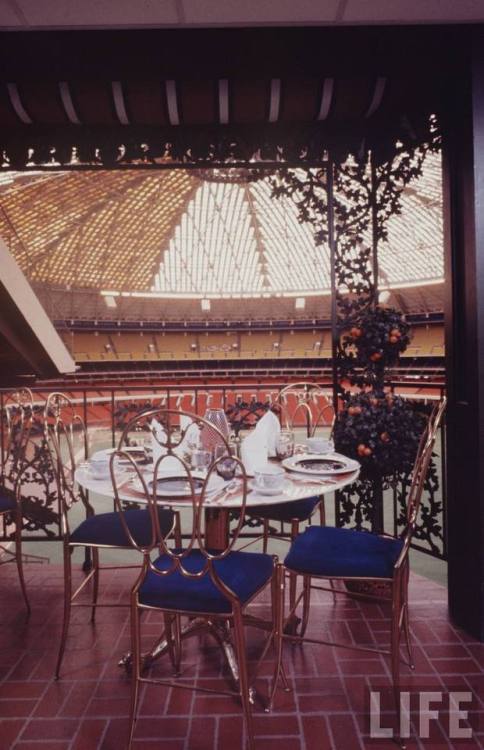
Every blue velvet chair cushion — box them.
[249,496,320,523]
[0,492,16,513]
[284,525,404,579]
[139,548,274,614]
[70,507,174,547]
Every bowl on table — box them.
[89,457,110,480]
[306,437,334,455]
[253,464,285,491]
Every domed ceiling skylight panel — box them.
[152,181,265,297]
[0,170,199,290]
[249,180,331,293]
[376,152,443,287]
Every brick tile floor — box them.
[0,563,482,749]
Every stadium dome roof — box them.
[0,152,443,323]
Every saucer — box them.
[248,480,288,496]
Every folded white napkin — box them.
[259,410,281,457]
[180,414,201,449]
[240,410,281,473]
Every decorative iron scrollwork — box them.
[269,119,445,554]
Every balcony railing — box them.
[0,380,446,560]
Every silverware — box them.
[293,477,338,486]
[205,479,239,505]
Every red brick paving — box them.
[0,564,482,749]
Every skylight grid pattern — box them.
[0,170,198,289]
[250,181,331,292]
[1,154,444,305]
[153,182,263,296]
[375,153,443,286]
[153,179,333,296]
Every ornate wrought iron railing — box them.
[0,380,446,559]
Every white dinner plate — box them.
[282,453,359,476]
[132,471,224,498]
[248,479,291,496]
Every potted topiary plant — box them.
[333,390,425,482]
[341,305,412,388]
[335,304,425,537]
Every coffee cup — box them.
[306,437,333,454]
[89,458,110,480]
[253,465,285,490]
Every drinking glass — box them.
[201,407,231,455]
[213,443,228,461]
[216,457,238,480]
[275,430,295,460]
[191,449,212,472]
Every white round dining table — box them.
[75,457,359,549]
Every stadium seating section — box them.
[60,325,444,364]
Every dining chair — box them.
[248,383,335,553]
[283,397,446,742]
[0,388,33,614]
[111,408,285,750]
[43,392,177,679]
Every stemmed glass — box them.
[212,443,238,480]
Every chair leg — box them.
[14,507,30,616]
[316,497,337,601]
[128,600,142,750]
[262,519,269,553]
[300,575,312,637]
[267,563,287,710]
[402,565,414,669]
[55,543,73,680]
[173,614,182,674]
[391,580,403,743]
[163,613,181,677]
[287,520,299,622]
[90,547,100,623]
[232,606,255,750]
[319,496,326,526]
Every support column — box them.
[443,29,484,641]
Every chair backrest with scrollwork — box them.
[396,397,446,569]
[43,392,91,536]
[277,382,334,438]
[111,409,250,610]
[225,395,275,437]
[411,396,446,475]
[1,388,35,496]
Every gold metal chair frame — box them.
[44,392,178,680]
[0,388,33,614]
[282,397,446,749]
[256,382,336,552]
[111,408,286,750]
[244,382,336,618]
